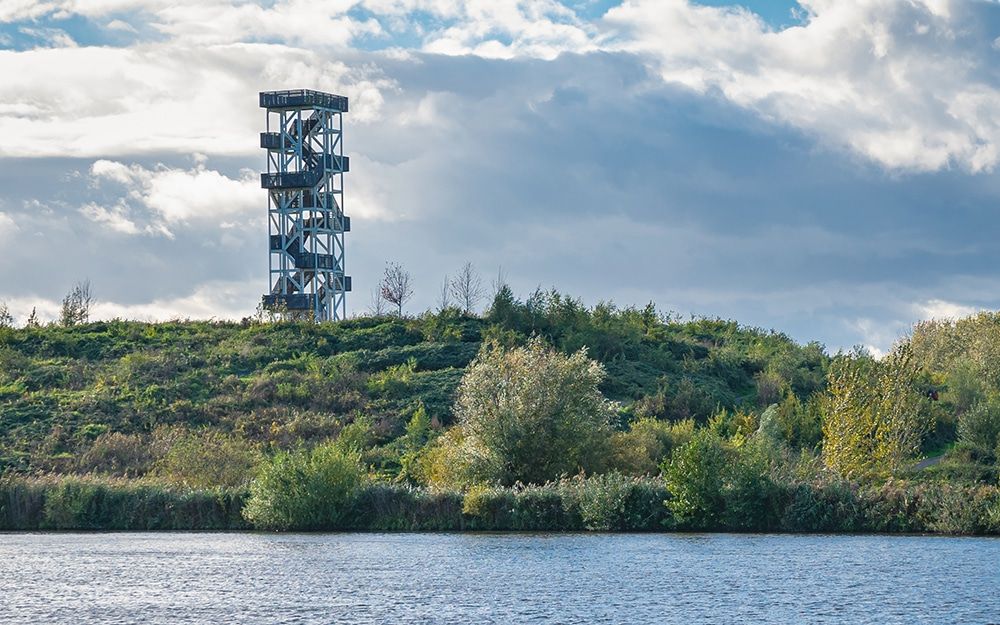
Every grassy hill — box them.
[0,291,826,478]
[3,290,1000,533]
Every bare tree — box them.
[380,262,413,317]
[60,279,94,326]
[25,307,40,328]
[450,261,483,314]
[489,265,512,303]
[369,287,388,316]
[437,274,451,311]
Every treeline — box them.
[1,287,999,533]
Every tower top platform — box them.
[259,89,348,112]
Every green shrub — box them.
[609,418,694,476]
[451,338,613,485]
[958,399,1000,458]
[155,430,262,488]
[243,442,365,530]
[662,429,727,528]
[77,431,155,476]
[722,441,781,531]
[568,472,638,531]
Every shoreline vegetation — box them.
[3,475,999,534]
[2,287,1000,534]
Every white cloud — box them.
[0,43,392,157]
[411,0,597,60]
[79,200,141,235]
[88,279,260,320]
[86,159,260,236]
[0,0,58,22]
[912,298,980,320]
[604,0,1000,172]
[0,279,259,324]
[106,19,137,32]
[0,211,16,237]
[5,0,997,174]
[18,26,77,47]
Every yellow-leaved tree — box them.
[822,344,928,480]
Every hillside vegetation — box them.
[1,288,999,533]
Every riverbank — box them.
[3,474,999,534]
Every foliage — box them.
[0,475,247,531]
[823,345,929,480]
[154,430,262,488]
[662,428,728,527]
[0,300,13,328]
[957,397,1000,459]
[662,428,781,530]
[450,338,614,485]
[242,442,365,530]
[12,288,1000,532]
[0,295,832,476]
[60,279,94,327]
[608,417,695,475]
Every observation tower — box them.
[259,89,351,321]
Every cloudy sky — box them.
[1,0,999,352]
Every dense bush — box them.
[446,338,614,485]
[242,442,365,530]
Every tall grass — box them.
[2,474,998,534]
[0,475,247,530]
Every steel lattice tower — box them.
[260,89,351,321]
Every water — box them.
[1,532,998,624]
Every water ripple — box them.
[1,533,998,624]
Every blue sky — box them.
[1,0,999,354]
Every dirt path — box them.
[914,455,945,471]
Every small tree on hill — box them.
[380,262,413,316]
[60,279,94,326]
[450,261,483,314]
[0,300,13,328]
[437,274,451,311]
[369,287,388,316]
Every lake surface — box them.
[1,532,998,624]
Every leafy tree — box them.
[60,279,94,326]
[0,300,13,328]
[663,428,779,530]
[450,338,614,485]
[487,283,520,328]
[25,307,39,327]
[822,345,928,480]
